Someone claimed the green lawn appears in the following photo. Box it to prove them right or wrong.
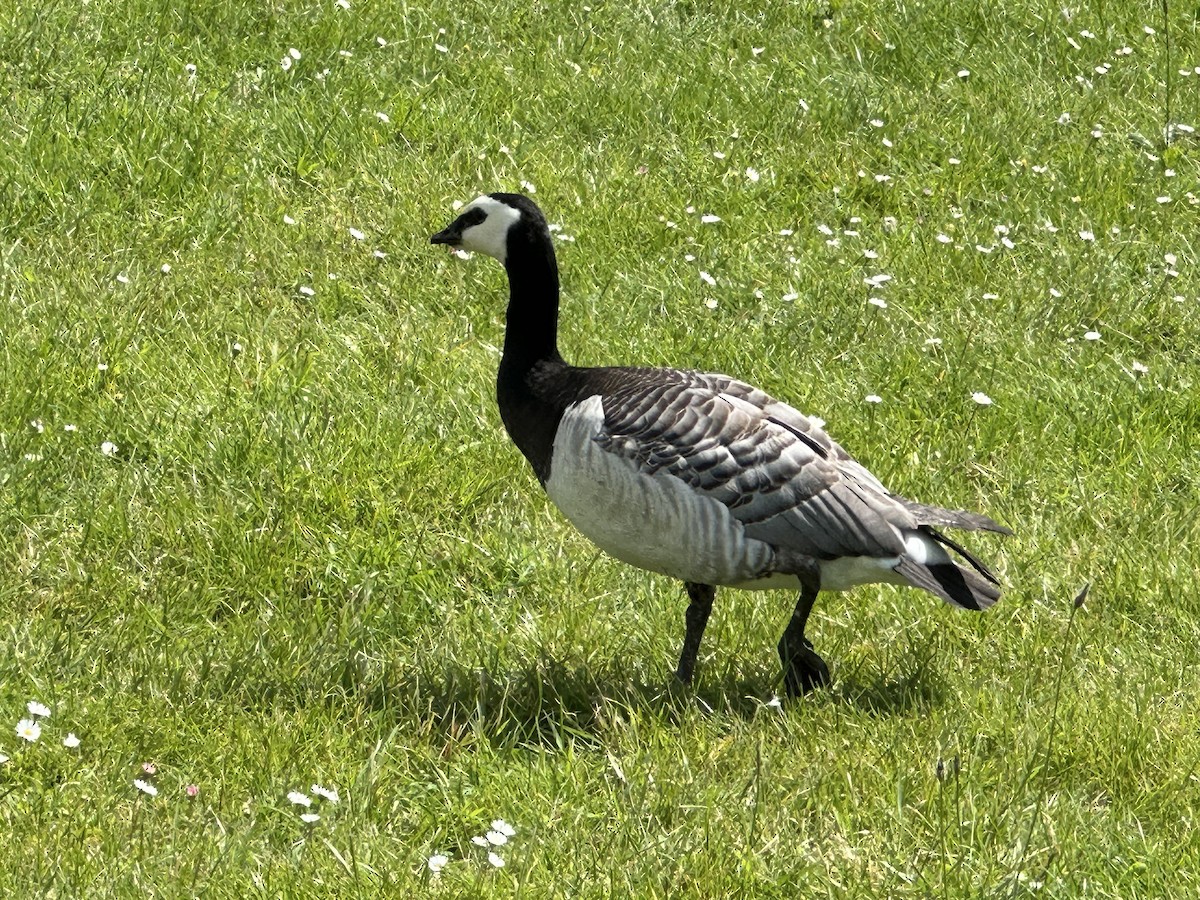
[2,0,1199,895]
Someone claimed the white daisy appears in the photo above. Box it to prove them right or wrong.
[310,784,340,803]
[27,700,51,719]
[491,819,516,837]
[133,779,158,797]
[488,852,505,868]
[16,719,40,742]
[287,790,313,807]
[428,853,450,874]
[63,733,81,749]
[971,392,994,406]
[300,813,320,824]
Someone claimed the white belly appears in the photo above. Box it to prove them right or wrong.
[545,397,776,586]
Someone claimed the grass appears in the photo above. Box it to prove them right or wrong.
[1,0,1199,895]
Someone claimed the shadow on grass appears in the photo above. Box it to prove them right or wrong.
[353,650,950,750]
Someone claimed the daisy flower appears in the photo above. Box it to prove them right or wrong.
[133,779,158,797]
[310,784,339,803]
[27,700,51,718]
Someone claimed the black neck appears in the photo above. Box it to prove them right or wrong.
[498,229,563,375]
[494,216,573,484]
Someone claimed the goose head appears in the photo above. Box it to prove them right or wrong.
[431,193,547,264]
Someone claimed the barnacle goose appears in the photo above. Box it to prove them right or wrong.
[432,193,1010,696]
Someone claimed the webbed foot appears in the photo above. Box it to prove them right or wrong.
[781,637,830,697]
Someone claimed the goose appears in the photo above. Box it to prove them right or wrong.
[431,192,1010,696]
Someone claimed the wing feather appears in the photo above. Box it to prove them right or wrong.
[587,368,911,561]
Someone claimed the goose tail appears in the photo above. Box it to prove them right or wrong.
[894,524,1005,612]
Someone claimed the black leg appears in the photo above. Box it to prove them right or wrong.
[777,572,829,696]
[675,582,715,685]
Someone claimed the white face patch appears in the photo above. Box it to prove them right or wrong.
[457,195,521,262]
